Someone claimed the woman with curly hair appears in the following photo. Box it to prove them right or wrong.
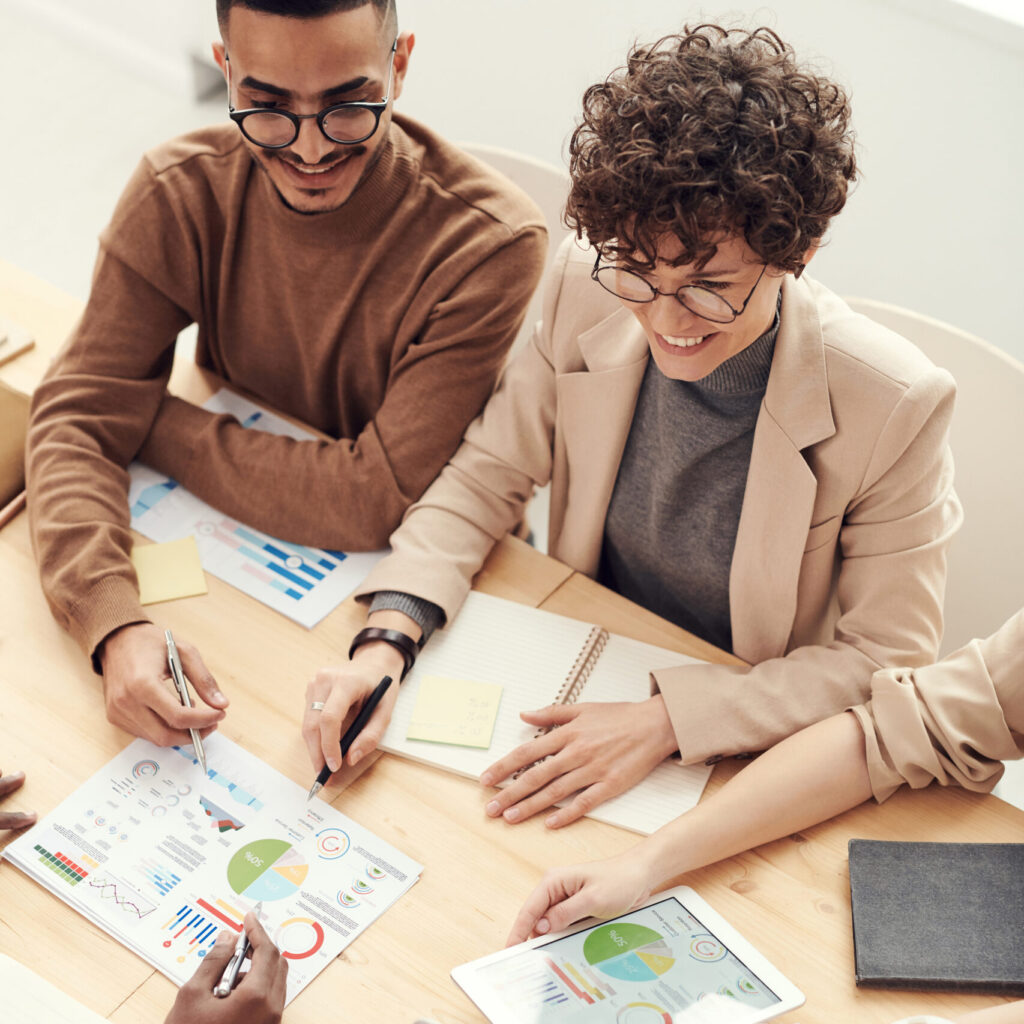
[303,24,961,829]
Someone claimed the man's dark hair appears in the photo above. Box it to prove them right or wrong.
[216,0,396,34]
[567,24,856,273]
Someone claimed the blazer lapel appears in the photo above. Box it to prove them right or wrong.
[551,308,649,576]
[730,276,836,663]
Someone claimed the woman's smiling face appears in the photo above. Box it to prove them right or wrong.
[614,234,786,382]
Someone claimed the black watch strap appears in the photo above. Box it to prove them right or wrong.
[348,627,419,680]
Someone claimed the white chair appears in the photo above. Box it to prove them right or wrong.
[460,144,570,553]
[459,142,570,357]
[846,297,1024,812]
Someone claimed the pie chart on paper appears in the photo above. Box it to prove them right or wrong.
[227,838,309,901]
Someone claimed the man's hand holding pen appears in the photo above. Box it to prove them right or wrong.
[165,910,287,1024]
[98,623,228,747]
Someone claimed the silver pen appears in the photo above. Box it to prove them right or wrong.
[213,901,262,998]
[164,629,207,774]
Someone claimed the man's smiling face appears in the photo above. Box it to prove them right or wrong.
[215,4,411,214]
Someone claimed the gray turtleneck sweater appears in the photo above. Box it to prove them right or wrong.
[598,316,778,653]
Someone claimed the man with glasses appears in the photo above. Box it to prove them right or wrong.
[25,0,546,747]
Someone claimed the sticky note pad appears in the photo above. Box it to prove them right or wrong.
[406,675,503,748]
[131,537,208,605]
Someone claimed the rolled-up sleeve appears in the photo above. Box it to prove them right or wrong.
[851,608,1024,802]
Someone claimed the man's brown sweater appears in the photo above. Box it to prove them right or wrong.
[26,114,546,661]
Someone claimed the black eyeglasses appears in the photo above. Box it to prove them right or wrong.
[227,37,398,149]
[591,254,768,324]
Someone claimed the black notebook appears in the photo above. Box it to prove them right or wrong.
[848,839,1024,994]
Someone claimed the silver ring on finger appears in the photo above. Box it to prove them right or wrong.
[309,701,326,712]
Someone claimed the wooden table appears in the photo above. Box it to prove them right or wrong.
[2,263,1021,1024]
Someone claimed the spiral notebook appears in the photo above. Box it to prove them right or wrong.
[379,591,713,834]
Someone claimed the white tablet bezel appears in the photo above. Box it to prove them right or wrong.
[451,885,804,1024]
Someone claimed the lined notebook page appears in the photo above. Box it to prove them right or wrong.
[379,591,713,834]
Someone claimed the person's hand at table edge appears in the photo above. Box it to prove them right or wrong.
[479,695,679,828]
[164,910,287,1024]
[0,768,36,831]
[506,849,657,946]
[302,610,421,773]
[99,623,228,746]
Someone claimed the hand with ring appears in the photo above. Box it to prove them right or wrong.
[301,612,418,776]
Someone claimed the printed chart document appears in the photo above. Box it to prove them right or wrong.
[3,734,422,1005]
[381,592,714,835]
[128,390,386,628]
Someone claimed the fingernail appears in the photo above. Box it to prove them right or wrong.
[327,758,340,773]
[349,750,361,767]
[479,772,493,786]
[545,815,559,828]
[485,800,500,816]
[536,919,550,934]
[212,690,226,704]
[504,807,520,822]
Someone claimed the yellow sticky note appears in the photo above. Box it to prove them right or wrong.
[131,537,208,605]
[406,675,503,749]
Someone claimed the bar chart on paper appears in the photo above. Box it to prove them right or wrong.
[128,391,386,628]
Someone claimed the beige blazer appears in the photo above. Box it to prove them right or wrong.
[357,237,962,763]
[852,608,1024,802]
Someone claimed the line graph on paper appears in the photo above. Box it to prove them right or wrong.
[127,390,385,628]
[87,874,156,919]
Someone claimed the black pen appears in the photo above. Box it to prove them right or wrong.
[307,676,393,801]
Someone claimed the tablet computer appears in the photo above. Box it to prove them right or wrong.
[451,886,804,1024]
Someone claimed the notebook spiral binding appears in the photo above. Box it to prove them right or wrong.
[511,626,610,779]
[554,626,609,707]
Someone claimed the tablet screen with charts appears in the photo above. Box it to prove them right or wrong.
[452,886,804,1024]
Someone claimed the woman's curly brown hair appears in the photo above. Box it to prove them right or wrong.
[566,24,857,272]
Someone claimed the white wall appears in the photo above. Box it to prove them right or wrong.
[395,0,1024,360]
[3,0,213,93]
[3,0,1022,359]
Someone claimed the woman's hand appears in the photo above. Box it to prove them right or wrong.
[302,642,405,772]
[506,851,656,946]
[480,695,678,828]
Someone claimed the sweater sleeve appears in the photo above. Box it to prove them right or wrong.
[850,607,1024,802]
[26,254,191,662]
[26,154,202,664]
[135,228,548,551]
[368,591,445,642]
